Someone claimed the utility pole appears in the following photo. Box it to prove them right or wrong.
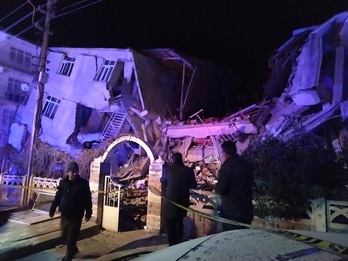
[24,0,54,204]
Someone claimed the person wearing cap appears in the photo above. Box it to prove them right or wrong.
[160,152,197,246]
[49,161,92,261]
[215,141,254,231]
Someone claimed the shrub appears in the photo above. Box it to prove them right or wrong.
[243,133,348,219]
[26,140,104,179]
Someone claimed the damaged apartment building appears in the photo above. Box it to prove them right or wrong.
[1,10,348,183]
[0,32,237,177]
[161,11,348,189]
[260,11,348,147]
[1,10,348,232]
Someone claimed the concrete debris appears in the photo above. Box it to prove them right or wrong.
[138,12,348,193]
[163,11,348,157]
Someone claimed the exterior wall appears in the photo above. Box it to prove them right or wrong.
[18,47,144,148]
[0,99,18,146]
[0,31,40,76]
[0,31,40,145]
[20,92,77,148]
[44,47,135,110]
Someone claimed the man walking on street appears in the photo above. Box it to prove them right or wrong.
[49,161,92,261]
[161,152,197,246]
[215,141,254,231]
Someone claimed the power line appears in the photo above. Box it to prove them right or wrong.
[1,0,103,42]
[2,11,33,33]
[10,24,35,39]
[53,0,104,20]
[0,1,27,23]
[59,0,95,13]
[0,1,52,34]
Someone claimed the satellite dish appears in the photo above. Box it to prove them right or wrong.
[21,83,29,92]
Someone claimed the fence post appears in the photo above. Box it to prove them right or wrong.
[311,198,327,232]
[20,176,28,206]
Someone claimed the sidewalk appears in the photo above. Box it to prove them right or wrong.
[15,229,168,261]
[0,201,168,261]
[1,200,346,261]
[0,198,22,211]
[0,216,99,260]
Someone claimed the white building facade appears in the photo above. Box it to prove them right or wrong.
[20,47,142,151]
[0,31,40,149]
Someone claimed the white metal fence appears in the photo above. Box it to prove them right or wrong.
[1,174,347,234]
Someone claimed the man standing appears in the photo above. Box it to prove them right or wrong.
[160,152,197,246]
[215,141,254,231]
[49,161,92,261]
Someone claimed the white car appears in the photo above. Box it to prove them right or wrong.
[130,229,348,261]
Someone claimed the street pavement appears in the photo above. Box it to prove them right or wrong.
[0,200,168,261]
[14,228,168,261]
[1,199,348,261]
[0,215,168,261]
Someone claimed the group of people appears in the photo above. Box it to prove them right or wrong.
[160,140,254,245]
[48,140,253,260]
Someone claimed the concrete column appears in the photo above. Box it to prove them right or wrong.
[146,157,164,233]
[89,156,103,224]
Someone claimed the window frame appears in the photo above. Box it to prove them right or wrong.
[58,56,76,76]
[10,47,32,67]
[42,95,61,119]
[2,109,15,126]
[5,77,29,104]
[94,60,116,82]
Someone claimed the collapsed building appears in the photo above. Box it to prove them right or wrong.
[150,11,348,235]
[1,11,348,233]
[165,10,348,162]
[260,11,348,146]
[0,36,238,230]
[0,43,236,176]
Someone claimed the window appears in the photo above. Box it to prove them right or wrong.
[10,47,31,67]
[2,109,15,126]
[58,56,75,76]
[5,78,29,104]
[42,95,61,119]
[94,60,115,82]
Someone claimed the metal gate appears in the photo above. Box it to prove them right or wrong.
[102,176,122,232]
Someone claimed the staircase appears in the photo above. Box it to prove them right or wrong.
[99,110,127,143]
[216,133,236,143]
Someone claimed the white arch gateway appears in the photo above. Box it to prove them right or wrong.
[96,134,158,232]
[101,134,155,163]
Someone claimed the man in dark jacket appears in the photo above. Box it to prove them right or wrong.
[49,161,92,261]
[215,141,254,231]
[160,152,197,246]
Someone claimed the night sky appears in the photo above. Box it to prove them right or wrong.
[1,0,348,99]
